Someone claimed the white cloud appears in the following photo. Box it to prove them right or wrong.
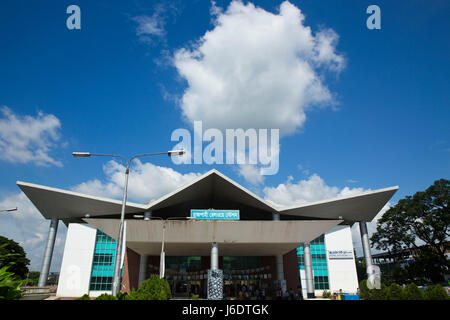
[72,159,202,203]
[237,164,264,185]
[0,192,67,272]
[174,0,345,136]
[132,15,165,43]
[0,160,201,272]
[210,1,223,17]
[263,173,394,257]
[263,173,365,207]
[0,106,62,167]
[131,3,179,44]
[297,164,310,176]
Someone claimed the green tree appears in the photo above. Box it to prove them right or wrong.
[127,275,171,300]
[322,290,332,299]
[0,236,30,279]
[0,243,24,300]
[358,279,370,300]
[355,253,366,282]
[0,265,23,300]
[371,179,450,283]
[368,283,388,300]
[116,291,128,300]
[388,263,410,285]
[403,283,423,300]
[423,284,449,300]
[386,283,404,300]
[23,271,40,286]
[95,293,118,300]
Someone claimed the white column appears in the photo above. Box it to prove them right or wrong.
[303,241,315,298]
[211,242,219,270]
[359,221,374,277]
[138,255,148,286]
[272,213,284,281]
[138,211,151,286]
[38,218,59,287]
[207,242,222,300]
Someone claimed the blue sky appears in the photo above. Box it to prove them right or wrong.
[0,0,449,271]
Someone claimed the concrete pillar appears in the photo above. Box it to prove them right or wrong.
[138,255,148,286]
[137,212,152,286]
[136,212,152,286]
[303,241,315,298]
[272,213,284,281]
[38,218,59,287]
[208,242,222,300]
[359,221,374,276]
[211,242,219,270]
[276,255,284,281]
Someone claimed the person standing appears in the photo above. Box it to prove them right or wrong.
[288,288,295,300]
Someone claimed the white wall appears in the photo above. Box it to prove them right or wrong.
[324,225,359,293]
[56,223,97,297]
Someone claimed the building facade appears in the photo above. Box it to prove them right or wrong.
[18,169,397,299]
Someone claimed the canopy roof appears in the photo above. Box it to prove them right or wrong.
[278,186,398,223]
[84,218,342,256]
[17,169,398,224]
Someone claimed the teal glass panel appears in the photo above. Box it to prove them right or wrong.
[222,256,261,270]
[296,234,329,290]
[89,230,118,291]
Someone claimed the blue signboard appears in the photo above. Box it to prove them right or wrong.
[190,209,240,220]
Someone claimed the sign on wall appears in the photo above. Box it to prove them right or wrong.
[328,250,353,259]
[190,209,240,220]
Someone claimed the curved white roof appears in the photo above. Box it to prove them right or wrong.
[17,169,398,223]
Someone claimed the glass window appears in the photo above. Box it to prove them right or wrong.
[296,234,329,290]
[89,230,117,291]
[223,256,261,270]
[166,256,201,271]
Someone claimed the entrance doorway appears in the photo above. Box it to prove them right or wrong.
[158,256,274,299]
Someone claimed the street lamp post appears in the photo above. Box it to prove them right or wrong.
[73,150,185,296]
[160,217,195,279]
[133,216,195,280]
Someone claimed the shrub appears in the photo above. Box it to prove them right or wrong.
[322,290,332,299]
[0,265,23,300]
[387,283,404,300]
[403,283,423,300]
[75,294,91,300]
[116,292,128,300]
[95,293,118,300]
[367,283,388,300]
[423,284,449,300]
[126,275,171,300]
[22,278,38,287]
[358,280,370,300]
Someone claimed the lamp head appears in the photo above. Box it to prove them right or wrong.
[168,149,185,157]
[72,152,91,158]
